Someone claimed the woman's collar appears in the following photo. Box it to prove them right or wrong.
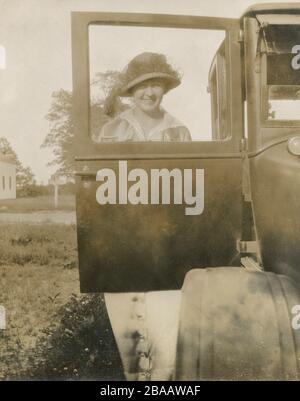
[119,107,184,135]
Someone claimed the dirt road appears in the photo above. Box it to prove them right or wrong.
[0,211,76,224]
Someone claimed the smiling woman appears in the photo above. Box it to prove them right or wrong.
[94,52,191,142]
[88,24,226,140]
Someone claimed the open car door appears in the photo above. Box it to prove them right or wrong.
[72,12,244,292]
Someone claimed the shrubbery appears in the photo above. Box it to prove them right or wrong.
[17,183,75,198]
[12,294,125,381]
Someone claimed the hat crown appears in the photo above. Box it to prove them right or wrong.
[116,52,181,97]
[124,52,179,81]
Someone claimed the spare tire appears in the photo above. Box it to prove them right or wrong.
[175,267,300,380]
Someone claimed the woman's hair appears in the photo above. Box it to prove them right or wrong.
[103,82,127,117]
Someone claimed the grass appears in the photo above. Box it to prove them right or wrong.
[0,222,81,379]
[20,294,124,381]
[0,264,81,379]
[0,223,78,267]
[0,195,75,213]
[0,221,124,380]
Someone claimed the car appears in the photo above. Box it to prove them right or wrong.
[72,3,300,380]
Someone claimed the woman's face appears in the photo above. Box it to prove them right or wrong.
[131,79,165,114]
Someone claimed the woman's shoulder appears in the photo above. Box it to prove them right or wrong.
[162,111,192,142]
[94,114,131,143]
[162,126,191,142]
[177,125,192,141]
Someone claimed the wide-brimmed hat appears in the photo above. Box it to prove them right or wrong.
[118,52,181,97]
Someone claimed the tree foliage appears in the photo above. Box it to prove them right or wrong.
[42,89,75,174]
[42,71,128,173]
[91,70,122,100]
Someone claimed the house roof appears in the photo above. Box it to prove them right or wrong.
[0,152,16,165]
[242,3,300,18]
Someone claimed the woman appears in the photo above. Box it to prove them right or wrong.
[96,52,191,143]
[95,52,191,381]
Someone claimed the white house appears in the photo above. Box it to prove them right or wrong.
[0,152,16,200]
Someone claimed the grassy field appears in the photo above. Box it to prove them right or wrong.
[0,223,77,267]
[0,222,81,379]
[0,203,123,380]
[0,195,75,213]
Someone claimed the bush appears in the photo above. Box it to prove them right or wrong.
[17,184,52,198]
[16,183,75,198]
[58,183,75,195]
[18,294,125,381]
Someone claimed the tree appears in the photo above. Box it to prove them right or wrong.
[42,71,128,174]
[41,89,75,174]
[0,137,35,196]
[91,71,122,100]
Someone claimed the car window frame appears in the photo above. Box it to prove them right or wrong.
[72,12,243,161]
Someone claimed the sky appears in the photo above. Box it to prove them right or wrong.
[0,0,292,183]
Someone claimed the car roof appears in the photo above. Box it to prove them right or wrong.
[242,2,300,18]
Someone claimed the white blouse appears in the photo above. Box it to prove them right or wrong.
[94,107,191,142]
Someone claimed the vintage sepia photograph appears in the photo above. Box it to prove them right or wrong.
[0,0,300,383]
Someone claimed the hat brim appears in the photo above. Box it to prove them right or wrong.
[119,72,180,97]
